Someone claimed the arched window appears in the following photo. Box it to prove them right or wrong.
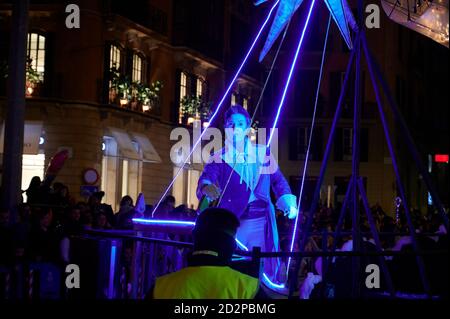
[110,44,122,69]
[196,76,204,98]
[132,53,144,83]
[27,33,46,81]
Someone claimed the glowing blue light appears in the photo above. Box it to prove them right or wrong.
[108,242,117,298]
[39,137,45,145]
[267,0,317,146]
[152,0,280,217]
[132,218,195,226]
[262,272,285,289]
[236,238,249,251]
[259,0,304,61]
[133,219,251,249]
[102,142,106,151]
[323,0,355,50]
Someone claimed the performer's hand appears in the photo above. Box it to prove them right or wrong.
[202,184,221,201]
[286,206,298,219]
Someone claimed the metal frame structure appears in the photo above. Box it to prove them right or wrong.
[292,1,448,298]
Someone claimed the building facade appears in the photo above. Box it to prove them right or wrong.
[1,0,444,214]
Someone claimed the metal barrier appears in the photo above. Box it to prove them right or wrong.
[1,228,447,299]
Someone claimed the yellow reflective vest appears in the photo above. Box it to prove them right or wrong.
[153,266,259,299]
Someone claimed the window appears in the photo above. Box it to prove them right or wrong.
[231,92,237,106]
[27,33,45,81]
[21,153,45,203]
[178,72,207,124]
[187,169,200,209]
[289,126,323,161]
[329,71,354,118]
[343,128,353,161]
[231,92,249,109]
[297,127,309,159]
[196,77,203,97]
[101,136,142,210]
[171,166,200,209]
[101,136,119,210]
[123,141,143,202]
[286,70,321,118]
[178,71,188,123]
[334,127,368,162]
[132,54,143,83]
[109,45,123,103]
[110,45,121,69]
[243,97,249,110]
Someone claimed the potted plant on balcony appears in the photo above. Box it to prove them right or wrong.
[1,58,42,96]
[148,80,163,110]
[25,59,42,96]
[180,95,211,125]
[109,65,131,107]
[134,80,163,112]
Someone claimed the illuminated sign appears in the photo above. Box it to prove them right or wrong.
[434,154,449,163]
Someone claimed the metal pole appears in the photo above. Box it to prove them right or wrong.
[0,0,29,220]
[351,31,362,298]
[361,33,431,295]
[331,178,353,252]
[362,34,448,231]
[357,177,395,297]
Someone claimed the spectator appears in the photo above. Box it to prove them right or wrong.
[88,191,115,227]
[51,182,72,208]
[64,205,83,235]
[12,204,32,260]
[153,195,175,219]
[0,209,14,265]
[115,195,135,230]
[93,212,112,230]
[150,207,265,299]
[144,205,154,219]
[28,208,62,263]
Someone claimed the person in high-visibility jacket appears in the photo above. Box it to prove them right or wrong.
[151,207,265,299]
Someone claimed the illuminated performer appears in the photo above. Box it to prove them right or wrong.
[197,105,298,281]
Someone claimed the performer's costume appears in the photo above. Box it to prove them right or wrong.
[197,141,296,282]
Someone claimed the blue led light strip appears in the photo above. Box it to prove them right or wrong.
[133,218,250,250]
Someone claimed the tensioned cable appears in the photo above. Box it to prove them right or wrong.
[286,13,332,276]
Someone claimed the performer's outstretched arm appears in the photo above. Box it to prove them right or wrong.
[270,165,298,219]
[196,161,221,201]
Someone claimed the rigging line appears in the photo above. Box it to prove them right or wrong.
[286,13,332,277]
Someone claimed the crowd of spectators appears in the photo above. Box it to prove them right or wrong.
[0,175,448,298]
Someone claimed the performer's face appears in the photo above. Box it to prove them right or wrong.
[225,113,250,143]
